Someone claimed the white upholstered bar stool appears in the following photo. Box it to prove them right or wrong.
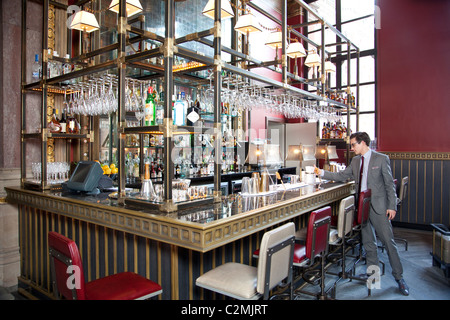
[196,222,296,300]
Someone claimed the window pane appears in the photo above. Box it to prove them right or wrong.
[309,0,336,26]
[358,84,375,112]
[342,55,374,86]
[341,0,375,22]
[349,113,375,142]
[341,16,375,51]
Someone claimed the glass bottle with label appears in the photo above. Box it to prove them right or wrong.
[144,86,156,126]
[186,98,200,126]
[173,92,186,126]
[60,107,67,133]
[32,54,41,81]
[48,108,62,133]
[155,85,164,125]
[67,111,80,134]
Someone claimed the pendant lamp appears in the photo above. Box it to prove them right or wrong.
[286,42,306,59]
[109,0,143,17]
[265,31,283,49]
[202,0,234,20]
[305,51,321,68]
[69,10,100,33]
[319,61,336,73]
[234,13,262,34]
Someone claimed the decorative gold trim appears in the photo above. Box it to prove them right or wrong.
[383,152,450,161]
[6,183,354,253]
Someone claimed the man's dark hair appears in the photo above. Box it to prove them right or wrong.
[350,132,371,147]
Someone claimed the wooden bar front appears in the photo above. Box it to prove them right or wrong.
[6,182,354,300]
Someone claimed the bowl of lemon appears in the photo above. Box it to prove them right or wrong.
[101,163,118,180]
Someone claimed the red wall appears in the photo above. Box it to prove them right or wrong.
[377,0,450,152]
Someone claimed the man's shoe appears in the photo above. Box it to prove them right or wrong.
[396,279,409,296]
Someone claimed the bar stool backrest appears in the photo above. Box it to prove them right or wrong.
[357,189,371,226]
[256,222,295,296]
[306,206,331,260]
[398,176,408,205]
[48,231,87,300]
[338,195,355,239]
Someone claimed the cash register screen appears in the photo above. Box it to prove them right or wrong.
[67,161,103,192]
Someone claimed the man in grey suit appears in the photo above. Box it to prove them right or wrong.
[315,132,409,296]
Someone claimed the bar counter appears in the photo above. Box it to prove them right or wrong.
[6,181,354,299]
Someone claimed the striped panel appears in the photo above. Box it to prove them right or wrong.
[17,204,318,300]
[388,152,450,227]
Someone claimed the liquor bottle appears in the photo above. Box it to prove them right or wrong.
[330,123,336,139]
[150,163,157,179]
[144,86,156,126]
[50,51,61,78]
[155,85,164,125]
[186,98,200,126]
[173,92,186,126]
[133,154,140,179]
[175,163,180,178]
[32,54,41,81]
[60,107,67,133]
[67,112,79,134]
[48,108,62,133]
[62,54,72,85]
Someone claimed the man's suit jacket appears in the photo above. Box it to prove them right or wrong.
[322,150,397,215]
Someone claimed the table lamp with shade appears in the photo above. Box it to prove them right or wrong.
[285,144,304,176]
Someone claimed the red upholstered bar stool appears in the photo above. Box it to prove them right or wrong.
[291,206,332,300]
[48,231,162,300]
[326,195,355,280]
[196,222,296,300]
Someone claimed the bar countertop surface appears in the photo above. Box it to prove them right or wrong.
[6,180,355,252]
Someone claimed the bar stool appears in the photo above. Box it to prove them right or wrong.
[380,177,409,252]
[326,195,355,279]
[196,222,295,300]
[48,231,163,300]
[291,206,332,300]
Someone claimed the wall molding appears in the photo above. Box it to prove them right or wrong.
[382,152,450,161]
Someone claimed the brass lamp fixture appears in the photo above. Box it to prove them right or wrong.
[69,10,100,33]
[302,145,316,162]
[286,40,306,76]
[202,0,235,20]
[108,0,143,17]
[286,144,304,172]
[234,12,262,35]
[304,50,321,68]
[319,60,336,74]
[265,30,283,61]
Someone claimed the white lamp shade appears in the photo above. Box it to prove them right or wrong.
[286,42,306,59]
[302,145,316,161]
[327,145,339,159]
[315,145,328,159]
[319,61,336,73]
[265,31,283,49]
[264,144,282,165]
[109,0,143,17]
[70,10,100,33]
[304,52,321,68]
[285,145,304,161]
[202,0,234,20]
[234,13,262,34]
